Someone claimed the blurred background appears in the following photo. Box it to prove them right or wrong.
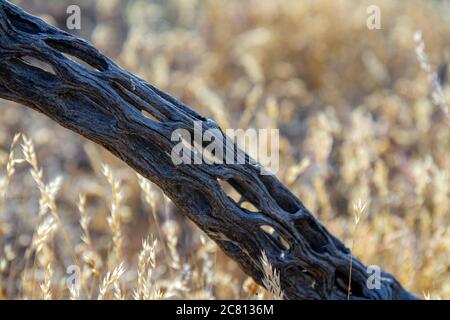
[0,0,448,299]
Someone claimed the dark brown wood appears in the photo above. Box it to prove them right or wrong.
[0,0,417,299]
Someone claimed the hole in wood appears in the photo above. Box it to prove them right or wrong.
[20,56,56,75]
[218,179,241,203]
[44,39,108,72]
[219,179,263,213]
[142,110,160,122]
[240,201,258,212]
[60,51,101,72]
[260,225,290,250]
[260,224,276,235]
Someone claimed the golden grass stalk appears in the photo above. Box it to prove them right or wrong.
[260,251,283,300]
[414,30,449,118]
[40,262,53,300]
[32,216,58,254]
[98,262,126,300]
[0,133,21,203]
[137,175,175,274]
[102,164,123,262]
[78,194,92,247]
[77,193,101,298]
[21,135,78,263]
[27,215,57,300]
[134,236,157,300]
[165,221,181,271]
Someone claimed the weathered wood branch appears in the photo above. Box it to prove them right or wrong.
[0,1,417,299]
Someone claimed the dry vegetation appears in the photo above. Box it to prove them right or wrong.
[0,0,449,299]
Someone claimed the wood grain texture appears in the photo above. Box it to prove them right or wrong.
[0,0,417,299]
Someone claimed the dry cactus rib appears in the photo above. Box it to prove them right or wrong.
[0,1,417,299]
